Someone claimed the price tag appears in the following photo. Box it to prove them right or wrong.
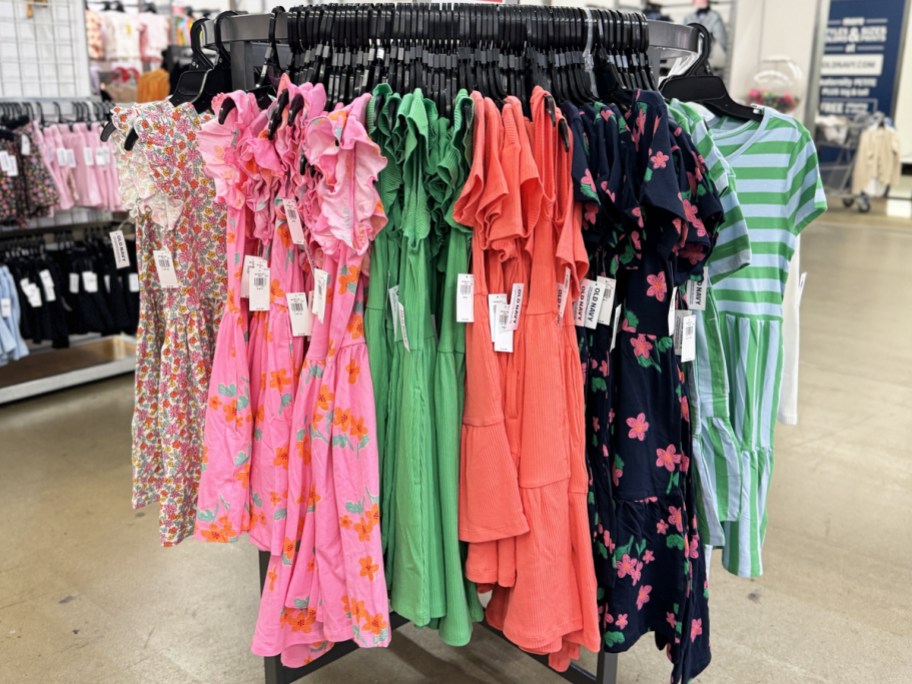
[287,292,313,337]
[597,276,617,326]
[128,273,140,292]
[83,147,95,167]
[574,279,594,327]
[797,271,808,308]
[398,301,411,352]
[38,269,56,302]
[674,310,696,362]
[312,268,329,323]
[56,148,68,167]
[557,267,571,322]
[69,272,79,294]
[493,303,514,353]
[152,249,179,289]
[0,151,9,173]
[488,293,507,340]
[25,283,42,308]
[95,146,109,166]
[456,273,474,323]
[282,198,306,245]
[685,274,707,311]
[508,283,524,331]
[20,135,30,156]
[6,155,17,177]
[610,305,623,352]
[667,286,678,337]
[109,230,130,269]
[82,271,99,293]
[66,149,77,168]
[249,266,270,312]
[0,298,10,318]
[241,255,266,298]
[388,285,401,340]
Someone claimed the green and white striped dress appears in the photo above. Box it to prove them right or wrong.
[707,107,827,577]
[669,100,752,549]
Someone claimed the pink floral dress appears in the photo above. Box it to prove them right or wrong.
[252,93,390,667]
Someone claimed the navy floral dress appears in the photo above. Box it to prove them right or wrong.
[566,92,723,684]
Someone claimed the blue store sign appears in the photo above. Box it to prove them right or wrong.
[819,0,909,118]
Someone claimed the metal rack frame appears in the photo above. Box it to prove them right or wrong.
[202,8,703,684]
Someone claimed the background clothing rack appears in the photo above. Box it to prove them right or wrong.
[198,7,702,684]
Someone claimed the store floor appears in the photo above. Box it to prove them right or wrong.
[2,207,911,684]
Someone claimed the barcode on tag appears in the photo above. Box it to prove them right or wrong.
[110,230,130,269]
[493,303,514,353]
[685,274,707,311]
[152,249,180,289]
[249,267,270,311]
[488,293,507,340]
[25,283,42,308]
[241,255,266,298]
[398,301,411,351]
[674,310,696,362]
[83,147,95,166]
[312,268,329,323]
[38,269,56,302]
[557,267,571,322]
[82,271,99,294]
[95,146,108,166]
[287,292,313,337]
[388,285,401,340]
[456,273,474,323]
[597,276,616,326]
[0,298,10,318]
[56,148,68,167]
[282,197,306,245]
[65,149,76,168]
[508,283,524,331]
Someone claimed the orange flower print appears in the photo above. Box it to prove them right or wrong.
[316,385,334,411]
[269,368,292,391]
[254,405,265,425]
[283,606,317,633]
[266,565,278,592]
[283,537,296,560]
[234,468,250,489]
[333,407,352,432]
[349,416,368,442]
[199,515,236,543]
[273,446,289,469]
[269,491,284,507]
[359,556,379,582]
[306,556,316,572]
[222,401,238,424]
[208,395,222,411]
[354,517,374,542]
[311,411,324,430]
[365,503,380,527]
[347,314,364,339]
[345,359,360,384]
[270,278,285,302]
[307,484,321,510]
[340,515,353,529]
[363,613,388,636]
[337,266,361,294]
[297,434,312,465]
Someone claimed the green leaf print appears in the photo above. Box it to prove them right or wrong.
[233,450,249,466]
[624,310,639,329]
[281,393,293,408]
[656,337,674,353]
[218,383,237,397]
[358,435,370,450]
[345,501,364,514]
[366,488,380,505]
[591,376,608,393]
[613,538,634,564]
[296,428,306,441]
[666,534,686,550]
[644,167,654,183]
[274,508,287,520]
[237,395,250,411]
[254,428,263,441]
[635,354,660,371]
[252,492,263,508]
[587,492,595,505]
[636,540,647,555]
[197,508,216,522]
[293,597,309,610]
[332,434,351,449]
[597,587,605,601]
[603,631,625,647]
[597,543,608,559]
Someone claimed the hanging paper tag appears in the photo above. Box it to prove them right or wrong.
[508,283,524,330]
[83,147,95,166]
[249,266,271,312]
[109,230,130,269]
[610,305,623,352]
[25,283,42,308]
[38,269,56,302]
[0,298,10,318]
[241,255,266,298]
[152,249,180,289]
[5,155,17,177]
[398,301,411,351]
[493,303,514,353]
[674,310,696,362]
[282,198,306,245]
[95,146,108,166]
[685,274,707,311]
[104,274,111,292]
[456,273,474,323]
[597,276,617,326]
[287,292,313,337]
[20,135,30,156]
[797,272,808,308]
[128,273,140,292]
[667,287,678,337]
[488,293,507,340]
[388,285,401,340]
[56,148,68,167]
[574,279,594,327]
[584,278,605,329]
[0,151,9,173]
[312,268,329,323]
[81,271,99,294]
[557,267,571,322]
[69,272,79,294]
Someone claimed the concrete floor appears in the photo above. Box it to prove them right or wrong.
[2,207,912,683]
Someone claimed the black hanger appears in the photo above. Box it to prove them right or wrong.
[660,24,763,121]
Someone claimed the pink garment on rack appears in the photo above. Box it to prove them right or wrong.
[66,123,102,208]
[42,125,75,211]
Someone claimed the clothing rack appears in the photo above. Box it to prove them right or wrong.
[195,6,703,684]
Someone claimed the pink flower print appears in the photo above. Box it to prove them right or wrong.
[592,417,601,433]
[631,335,653,358]
[636,109,646,136]
[603,530,616,555]
[657,520,669,535]
[691,619,703,642]
[630,230,642,252]
[602,444,609,458]
[626,412,650,441]
[622,316,636,334]
[681,453,690,474]
[687,171,698,195]
[636,585,652,610]
[656,444,682,472]
[631,206,645,228]
[643,549,655,564]
[680,395,690,423]
[612,466,622,486]
[599,359,609,375]
[683,199,706,236]
[673,125,682,136]
[668,506,684,533]
[650,150,669,169]
[646,272,667,302]
[616,613,629,630]
[581,168,597,194]
[590,358,598,369]
[631,560,644,585]
[583,203,598,225]
[601,108,612,121]
[666,612,676,629]
[609,408,615,424]
[688,535,700,560]
[617,554,637,580]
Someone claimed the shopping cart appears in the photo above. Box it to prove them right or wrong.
[815,113,879,213]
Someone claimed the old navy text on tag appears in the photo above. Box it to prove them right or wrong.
[110,230,131,269]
